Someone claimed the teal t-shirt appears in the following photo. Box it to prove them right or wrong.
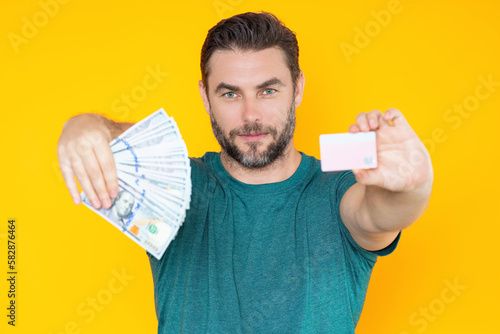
[148,152,400,333]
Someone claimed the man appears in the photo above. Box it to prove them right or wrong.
[57,12,433,333]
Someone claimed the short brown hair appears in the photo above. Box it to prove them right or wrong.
[200,12,300,93]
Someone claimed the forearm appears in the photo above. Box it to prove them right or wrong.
[358,177,433,233]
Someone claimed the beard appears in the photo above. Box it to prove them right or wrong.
[210,100,296,169]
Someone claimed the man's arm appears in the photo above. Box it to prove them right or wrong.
[57,113,134,210]
[339,108,434,251]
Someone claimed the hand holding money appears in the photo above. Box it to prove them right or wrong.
[57,113,133,208]
[58,109,192,259]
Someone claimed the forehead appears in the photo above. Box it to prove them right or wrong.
[207,47,291,88]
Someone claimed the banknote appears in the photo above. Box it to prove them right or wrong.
[82,185,179,259]
[114,178,184,227]
[82,108,191,259]
[108,110,171,146]
[118,172,188,215]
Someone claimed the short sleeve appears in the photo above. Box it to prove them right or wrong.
[331,170,401,263]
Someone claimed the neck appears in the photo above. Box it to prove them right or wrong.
[220,140,302,185]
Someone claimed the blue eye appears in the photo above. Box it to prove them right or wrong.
[263,88,276,95]
[224,92,237,98]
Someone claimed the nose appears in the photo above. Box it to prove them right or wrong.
[241,97,261,123]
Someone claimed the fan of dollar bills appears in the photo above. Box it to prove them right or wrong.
[82,108,191,260]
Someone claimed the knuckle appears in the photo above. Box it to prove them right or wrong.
[76,135,91,147]
[356,114,366,122]
[57,144,66,157]
[87,129,107,145]
[101,160,116,173]
[104,173,118,187]
[57,154,69,167]
[77,143,94,157]
[73,170,88,186]
[65,140,77,152]
[59,163,72,174]
[103,170,116,181]
[86,165,101,179]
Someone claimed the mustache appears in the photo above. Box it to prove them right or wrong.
[229,122,278,138]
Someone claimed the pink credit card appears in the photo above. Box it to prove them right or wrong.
[319,132,378,172]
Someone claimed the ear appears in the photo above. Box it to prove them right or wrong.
[198,80,211,115]
[293,71,305,108]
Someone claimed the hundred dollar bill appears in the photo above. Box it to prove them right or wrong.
[118,172,188,216]
[82,187,178,259]
[115,176,185,226]
[118,169,189,203]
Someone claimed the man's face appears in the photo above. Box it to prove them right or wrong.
[200,47,304,168]
[114,191,134,218]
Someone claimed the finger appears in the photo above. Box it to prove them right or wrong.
[58,156,82,205]
[70,154,101,209]
[355,112,370,132]
[93,143,119,199]
[74,136,111,208]
[366,110,383,130]
[81,150,113,209]
[384,108,408,127]
[352,168,383,187]
[348,124,361,133]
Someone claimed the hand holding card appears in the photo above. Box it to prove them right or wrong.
[319,131,377,172]
[340,108,433,193]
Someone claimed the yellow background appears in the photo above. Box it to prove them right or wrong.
[1,0,499,333]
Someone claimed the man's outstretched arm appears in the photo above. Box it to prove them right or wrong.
[339,108,434,251]
[57,113,134,209]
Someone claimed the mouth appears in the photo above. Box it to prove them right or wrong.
[238,133,268,141]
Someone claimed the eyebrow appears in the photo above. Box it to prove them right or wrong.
[214,77,286,94]
[214,82,240,94]
[256,77,285,90]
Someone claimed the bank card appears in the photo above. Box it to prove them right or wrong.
[319,131,378,172]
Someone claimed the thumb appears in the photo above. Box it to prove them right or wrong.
[352,168,384,187]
